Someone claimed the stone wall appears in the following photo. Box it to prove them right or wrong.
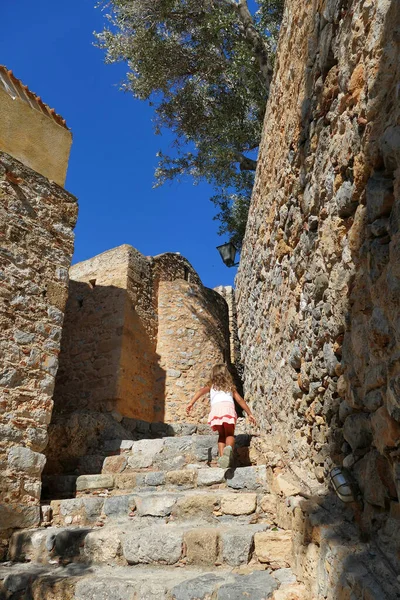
[45,245,231,474]
[0,151,77,538]
[51,245,158,421]
[237,0,400,592]
[214,286,242,378]
[156,280,230,423]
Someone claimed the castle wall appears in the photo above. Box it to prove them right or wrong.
[45,246,232,475]
[117,247,160,420]
[156,280,230,423]
[214,286,242,374]
[51,245,158,420]
[236,0,400,593]
[0,68,72,186]
[0,151,77,538]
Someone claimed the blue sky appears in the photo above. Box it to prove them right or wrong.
[2,0,238,288]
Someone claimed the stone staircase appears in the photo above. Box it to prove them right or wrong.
[0,432,307,599]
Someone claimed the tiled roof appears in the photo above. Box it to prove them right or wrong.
[0,65,68,129]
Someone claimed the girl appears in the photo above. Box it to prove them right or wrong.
[186,364,257,468]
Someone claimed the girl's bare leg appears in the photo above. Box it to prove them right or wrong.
[224,423,235,450]
[215,425,226,456]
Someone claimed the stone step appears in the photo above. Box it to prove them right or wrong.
[49,489,270,527]
[9,520,293,570]
[105,434,251,471]
[42,434,253,500]
[75,465,268,495]
[0,561,304,600]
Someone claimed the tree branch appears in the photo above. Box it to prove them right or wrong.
[234,152,257,171]
[233,0,273,93]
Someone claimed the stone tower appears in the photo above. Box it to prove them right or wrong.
[0,66,77,541]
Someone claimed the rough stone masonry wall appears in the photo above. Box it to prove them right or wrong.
[51,245,157,420]
[214,286,242,377]
[156,279,230,424]
[45,245,159,476]
[0,151,77,541]
[237,0,400,573]
[45,247,232,476]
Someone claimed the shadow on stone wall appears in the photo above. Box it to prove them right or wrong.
[338,0,400,578]
[289,0,400,594]
[44,280,165,478]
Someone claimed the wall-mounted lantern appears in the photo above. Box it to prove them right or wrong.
[217,242,239,268]
[330,467,355,503]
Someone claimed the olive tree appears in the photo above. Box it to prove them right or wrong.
[95,0,283,246]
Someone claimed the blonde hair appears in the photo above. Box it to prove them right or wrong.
[208,364,235,393]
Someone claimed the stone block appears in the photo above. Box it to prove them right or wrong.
[273,568,297,585]
[114,473,138,490]
[173,494,220,518]
[364,389,384,413]
[366,175,394,223]
[221,493,257,515]
[145,471,166,486]
[166,470,197,486]
[135,419,151,434]
[7,446,46,476]
[134,493,177,516]
[271,583,308,600]
[381,126,400,172]
[103,494,136,518]
[82,497,104,522]
[57,498,82,516]
[119,440,134,451]
[226,466,267,490]
[217,572,278,600]
[171,574,224,600]
[102,455,127,474]
[197,468,226,486]
[343,413,372,451]
[221,528,256,566]
[169,423,197,436]
[26,427,49,453]
[0,503,40,529]
[193,435,219,461]
[254,530,293,567]
[84,528,122,564]
[371,407,400,454]
[323,343,339,376]
[335,182,357,218]
[74,578,137,600]
[184,528,219,565]
[274,499,294,531]
[273,472,302,497]
[76,474,114,491]
[167,369,181,378]
[260,493,277,515]
[289,345,302,370]
[123,526,183,564]
[127,438,164,469]
[353,450,395,508]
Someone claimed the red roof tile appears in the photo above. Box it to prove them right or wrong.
[0,65,69,129]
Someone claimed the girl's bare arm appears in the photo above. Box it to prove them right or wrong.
[186,386,210,414]
[233,390,257,425]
